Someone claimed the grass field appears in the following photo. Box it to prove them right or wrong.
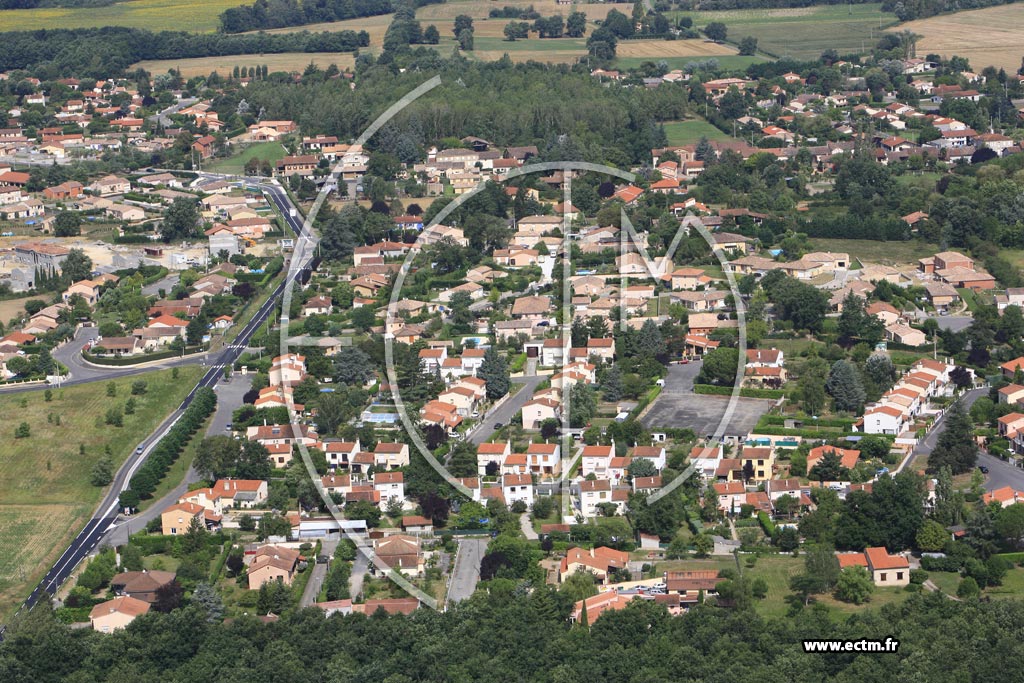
[0,366,204,624]
[0,296,38,326]
[806,237,938,266]
[0,0,243,32]
[133,52,355,78]
[676,4,896,61]
[894,4,1024,72]
[664,119,733,146]
[206,141,287,175]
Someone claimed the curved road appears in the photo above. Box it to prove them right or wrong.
[5,179,311,631]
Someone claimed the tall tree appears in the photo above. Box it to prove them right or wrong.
[478,346,510,400]
[927,401,978,474]
[827,360,866,413]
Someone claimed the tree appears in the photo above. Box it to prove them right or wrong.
[334,347,375,386]
[191,583,224,623]
[834,565,874,604]
[569,383,597,428]
[693,533,713,557]
[916,519,949,552]
[423,24,440,44]
[153,579,184,613]
[457,28,474,50]
[837,293,884,345]
[810,450,849,483]
[14,422,30,438]
[827,360,866,413]
[737,36,757,55]
[697,347,738,386]
[61,248,92,284]
[957,576,981,599]
[194,435,239,481]
[704,22,727,42]
[351,305,376,332]
[864,354,897,390]
[54,212,82,237]
[601,363,623,402]
[626,458,657,480]
[478,346,510,400]
[927,401,978,474]
[160,197,200,242]
[316,392,348,436]
[995,503,1024,550]
[566,11,587,38]
[454,14,474,35]
[90,457,113,486]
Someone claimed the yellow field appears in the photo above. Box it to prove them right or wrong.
[0,367,204,624]
[615,39,736,58]
[0,0,245,32]
[0,296,37,325]
[134,52,356,77]
[893,4,1024,72]
[417,0,618,22]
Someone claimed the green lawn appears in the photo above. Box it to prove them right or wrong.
[674,4,897,61]
[207,141,287,175]
[0,0,245,32]
[0,367,204,624]
[663,119,733,146]
[957,288,980,313]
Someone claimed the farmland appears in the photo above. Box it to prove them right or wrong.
[806,237,939,266]
[894,4,1024,72]
[0,0,244,32]
[134,52,355,79]
[0,366,204,624]
[677,4,897,61]
[0,296,37,326]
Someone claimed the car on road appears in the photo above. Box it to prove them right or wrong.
[135,445,144,454]
[471,411,480,418]
[493,422,504,429]
[978,465,989,474]
[225,423,233,431]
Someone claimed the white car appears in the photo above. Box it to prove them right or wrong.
[471,411,480,418]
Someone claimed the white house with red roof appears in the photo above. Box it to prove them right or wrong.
[836,547,909,586]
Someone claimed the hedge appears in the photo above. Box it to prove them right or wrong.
[920,555,961,572]
[694,384,785,399]
[757,511,776,537]
[995,552,1024,565]
[84,345,206,366]
[758,415,855,429]
[122,387,217,505]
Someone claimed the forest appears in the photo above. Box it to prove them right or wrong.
[1,588,1023,682]
[218,0,446,34]
[0,27,370,76]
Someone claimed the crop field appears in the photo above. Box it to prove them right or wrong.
[0,296,37,325]
[0,366,203,624]
[616,38,735,59]
[806,237,939,266]
[0,0,244,32]
[894,4,1024,72]
[678,4,897,61]
[134,52,355,78]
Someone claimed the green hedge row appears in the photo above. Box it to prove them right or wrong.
[84,345,206,366]
[694,384,785,399]
[758,414,855,428]
[757,511,776,537]
[121,387,217,506]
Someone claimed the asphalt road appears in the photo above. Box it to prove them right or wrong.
[148,98,198,129]
[446,537,487,605]
[978,451,1024,491]
[467,374,545,445]
[911,388,986,460]
[6,179,312,630]
[929,316,973,333]
[642,362,774,438]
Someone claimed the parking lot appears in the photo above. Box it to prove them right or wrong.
[641,362,774,439]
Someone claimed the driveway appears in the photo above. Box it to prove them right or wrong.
[911,388,986,461]
[142,273,180,297]
[447,537,487,605]
[928,316,973,333]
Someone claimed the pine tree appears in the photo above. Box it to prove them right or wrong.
[602,363,623,402]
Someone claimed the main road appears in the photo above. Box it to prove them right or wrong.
[6,178,311,630]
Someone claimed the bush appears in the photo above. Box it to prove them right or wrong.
[909,568,929,585]
[694,384,785,399]
[921,555,961,572]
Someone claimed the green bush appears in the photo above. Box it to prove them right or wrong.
[694,384,785,399]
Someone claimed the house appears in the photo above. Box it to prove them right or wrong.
[248,545,302,589]
[401,515,434,535]
[862,404,908,435]
[111,570,176,603]
[998,384,1024,406]
[664,570,722,599]
[192,135,216,159]
[477,441,511,475]
[569,590,638,625]
[559,546,630,584]
[739,447,775,481]
[527,442,561,478]
[374,534,424,576]
[43,181,83,200]
[302,295,332,316]
[511,295,552,320]
[982,486,1024,508]
[886,323,927,347]
[806,445,860,474]
[925,281,959,309]
[1001,358,1024,379]
[373,471,405,509]
[373,441,410,469]
[579,478,622,518]
[180,479,269,514]
[275,155,319,177]
[502,473,534,506]
[836,547,909,586]
[522,396,559,429]
[997,413,1024,454]
[269,353,307,386]
[160,502,222,535]
[90,596,150,633]
[89,175,131,196]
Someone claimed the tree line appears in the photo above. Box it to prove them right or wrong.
[4,586,1024,681]
[0,26,370,76]
[219,0,444,34]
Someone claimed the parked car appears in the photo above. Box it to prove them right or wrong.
[978,465,990,474]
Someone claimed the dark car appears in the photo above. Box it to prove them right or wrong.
[493,422,504,430]
[978,465,989,474]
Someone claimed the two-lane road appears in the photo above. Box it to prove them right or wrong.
[7,180,313,629]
